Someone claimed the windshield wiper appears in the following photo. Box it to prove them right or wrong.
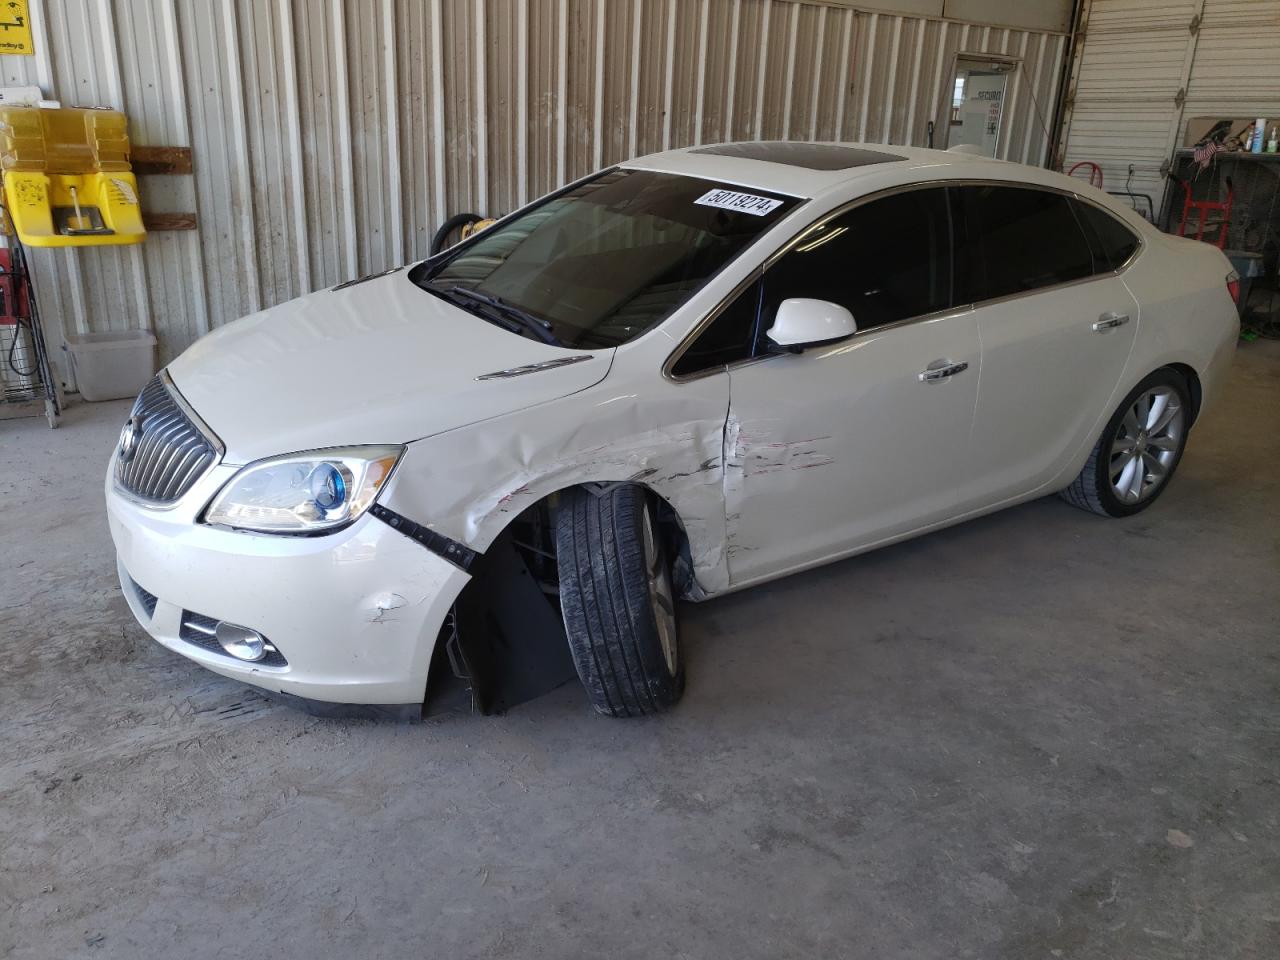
[440,285,563,347]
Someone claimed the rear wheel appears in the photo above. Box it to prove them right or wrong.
[1060,369,1191,517]
[556,485,684,717]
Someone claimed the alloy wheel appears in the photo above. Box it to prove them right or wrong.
[641,507,678,676]
[1108,385,1185,504]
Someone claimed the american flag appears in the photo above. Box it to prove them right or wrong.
[1192,138,1226,170]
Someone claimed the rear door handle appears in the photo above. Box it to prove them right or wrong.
[918,360,969,383]
[1093,312,1130,332]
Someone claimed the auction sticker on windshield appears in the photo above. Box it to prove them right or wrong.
[695,188,784,216]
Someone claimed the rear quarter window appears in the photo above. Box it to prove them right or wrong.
[1073,199,1141,271]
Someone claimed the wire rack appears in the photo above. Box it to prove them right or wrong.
[0,238,61,426]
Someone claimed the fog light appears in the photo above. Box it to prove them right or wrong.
[215,621,266,662]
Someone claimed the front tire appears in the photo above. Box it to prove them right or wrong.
[556,485,684,717]
[1060,369,1191,517]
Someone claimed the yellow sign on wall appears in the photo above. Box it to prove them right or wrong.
[0,1,34,57]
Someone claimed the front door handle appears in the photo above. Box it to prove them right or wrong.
[918,359,969,383]
[1093,312,1130,332]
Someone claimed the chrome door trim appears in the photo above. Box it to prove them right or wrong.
[661,177,1147,384]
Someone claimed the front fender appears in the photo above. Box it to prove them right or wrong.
[380,371,733,596]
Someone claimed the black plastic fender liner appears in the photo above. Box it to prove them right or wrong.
[370,503,479,573]
[372,503,575,714]
[448,525,577,714]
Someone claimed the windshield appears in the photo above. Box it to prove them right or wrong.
[409,169,802,349]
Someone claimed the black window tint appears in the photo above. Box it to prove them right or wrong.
[1073,199,1140,271]
[959,185,1094,301]
[761,188,952,333]
[671,278,762,376]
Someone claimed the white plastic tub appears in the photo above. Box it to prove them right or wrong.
[65,330,157,402]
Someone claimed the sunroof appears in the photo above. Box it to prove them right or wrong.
[689,142,906,170]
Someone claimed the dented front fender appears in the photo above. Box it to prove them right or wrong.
[379,366,734,596]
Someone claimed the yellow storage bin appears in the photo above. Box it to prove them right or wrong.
[0,106,145,247]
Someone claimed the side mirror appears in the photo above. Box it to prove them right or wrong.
[766,298,857,352]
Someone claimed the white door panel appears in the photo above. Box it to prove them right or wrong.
[968,276,1139,501]
[724,311,980,584]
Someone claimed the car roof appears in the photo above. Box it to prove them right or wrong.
[621,140,1075,203]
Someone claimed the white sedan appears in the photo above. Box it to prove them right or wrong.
[106,142,1239,719]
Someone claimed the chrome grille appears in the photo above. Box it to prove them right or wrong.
[114,374,220,504]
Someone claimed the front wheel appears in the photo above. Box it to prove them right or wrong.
[1060,369,1191,518]
[556,485,684,717]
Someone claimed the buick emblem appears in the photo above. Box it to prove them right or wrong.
[118,415,144,462]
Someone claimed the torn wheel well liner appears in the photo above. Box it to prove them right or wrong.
[427,483,698,714]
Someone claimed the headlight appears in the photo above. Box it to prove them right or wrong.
[203,446,403,534]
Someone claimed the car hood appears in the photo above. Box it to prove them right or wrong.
[167,269,611,464]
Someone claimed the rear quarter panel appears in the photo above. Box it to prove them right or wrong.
[1042,225,1237,494]
[1119,231,1239,419]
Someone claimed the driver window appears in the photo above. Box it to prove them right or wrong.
[759,187,954,336]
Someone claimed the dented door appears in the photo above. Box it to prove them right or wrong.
[723,311,981,586]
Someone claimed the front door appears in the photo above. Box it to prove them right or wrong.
[720,186,981,586]
[725,314,979,585]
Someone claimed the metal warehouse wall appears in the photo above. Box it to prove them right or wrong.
[1060,0,1280,211]
[2,0,1067,375]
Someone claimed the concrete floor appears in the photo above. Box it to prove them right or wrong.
[2,343,1278,960]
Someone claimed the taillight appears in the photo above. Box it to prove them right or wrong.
[1227,270,1241,305]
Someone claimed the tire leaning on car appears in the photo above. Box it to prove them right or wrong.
[556,485,685,717]
[1060,368,1192,518]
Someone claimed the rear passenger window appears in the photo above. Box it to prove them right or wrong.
[760,187,953,332]
[1073,199,1140,271]
[957,185,1095,301]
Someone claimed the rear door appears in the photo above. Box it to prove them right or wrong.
[955,184,1140,503]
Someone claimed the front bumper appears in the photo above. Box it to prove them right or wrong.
[106,460,471,705]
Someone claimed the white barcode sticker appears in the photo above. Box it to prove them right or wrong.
[694,188,783,216]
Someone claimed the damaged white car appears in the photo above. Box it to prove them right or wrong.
[107,141,1238,719]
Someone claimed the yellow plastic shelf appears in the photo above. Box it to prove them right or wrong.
[0,106,146,247]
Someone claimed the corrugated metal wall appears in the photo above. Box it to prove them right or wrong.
[2,0,1066,376]
[1060,0,1280,213]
